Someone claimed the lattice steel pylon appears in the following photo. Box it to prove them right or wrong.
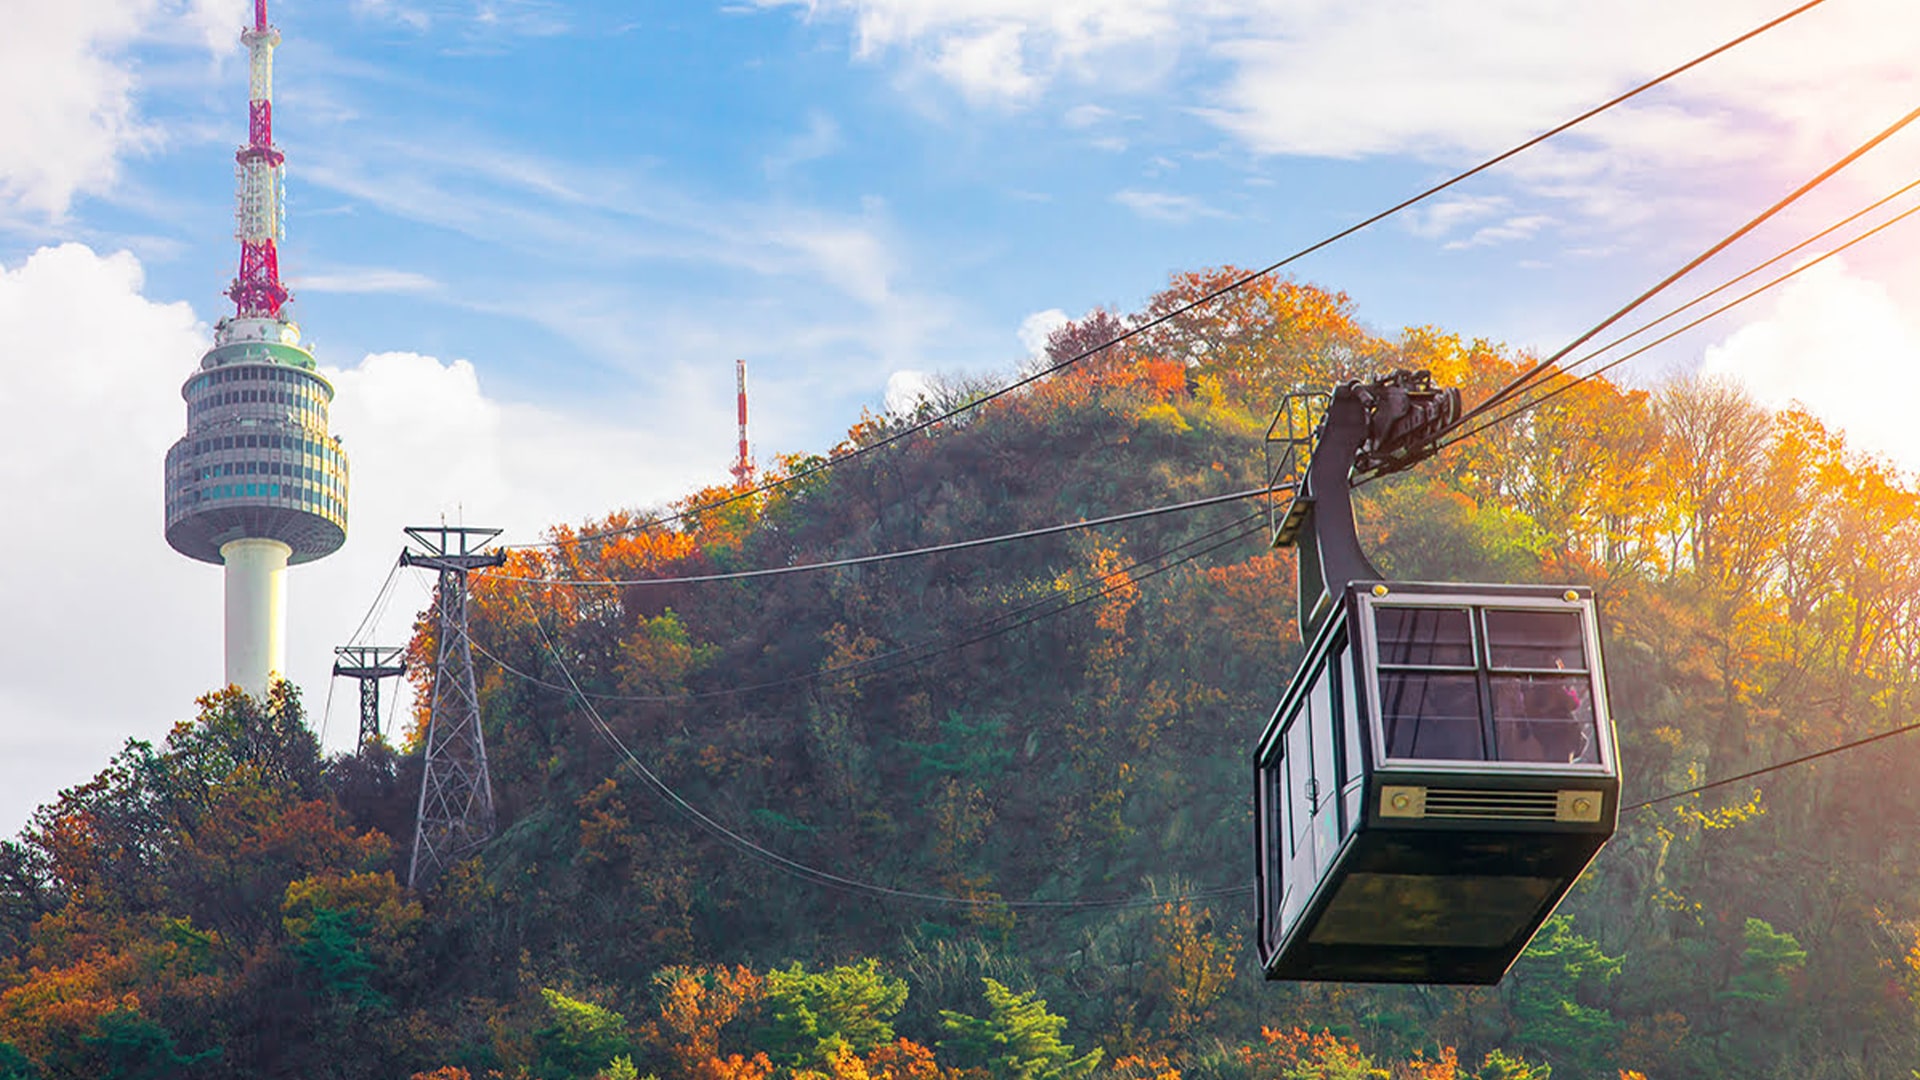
[402,525,507,888]
[332,645,406,752]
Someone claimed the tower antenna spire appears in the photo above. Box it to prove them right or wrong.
[231,0,288,317]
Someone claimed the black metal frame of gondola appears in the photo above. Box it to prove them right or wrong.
[1253,580,1620,984]
[1251,370,1621,985]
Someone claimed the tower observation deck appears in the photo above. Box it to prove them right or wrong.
[164,0,348,695]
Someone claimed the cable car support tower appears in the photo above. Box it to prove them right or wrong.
[403,526,507,888]
[333,645,407,752]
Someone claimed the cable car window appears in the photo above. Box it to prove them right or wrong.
[1484,609,1587,670]
[1376,607,1474,667]
[1261,761,1285,939]
[1309,666,1337,817]
[1491,675,1597,764]
[1484,608,1599,763]
[1380,672,1485,759]
[1339,645,1363,785]
[1287,712,1313,851]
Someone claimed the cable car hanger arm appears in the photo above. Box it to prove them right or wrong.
[1283,369,1461,640]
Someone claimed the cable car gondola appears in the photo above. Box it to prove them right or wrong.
[1253,372,1620,985]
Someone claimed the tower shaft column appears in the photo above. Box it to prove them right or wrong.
[221,537,291,694]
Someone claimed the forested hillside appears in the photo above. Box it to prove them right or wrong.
[6,268,1920,1079]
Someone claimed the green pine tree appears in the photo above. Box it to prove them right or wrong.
[1472,1049,1551,1080]
[290,906,386,1010]
[760,959,909,1065]
[537,989,632,1080]
[0,1041,39,1080]
[83,1009,219,1079]
[938,979,1102,1080]
[1720,917,1807,1003]
[1506,916,1621,1072]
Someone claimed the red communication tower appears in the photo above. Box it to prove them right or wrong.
[731,359,754,484]
[229,0,290,317]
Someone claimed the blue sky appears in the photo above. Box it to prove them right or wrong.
[6,0,1920,833]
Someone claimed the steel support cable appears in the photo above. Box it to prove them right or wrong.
[1624,718,1920,812]
[324,555,406,745]
[1430,191,1920,453]
[503,0,1831,555]
[487,486,1273,588]
[1529,175,1920,375]
[477,513,1268,705]
[319,669,339,747]
[379,569,440,741]
[530,620,1252,909]
[346,556,404,648]
[1457,101,1920,429]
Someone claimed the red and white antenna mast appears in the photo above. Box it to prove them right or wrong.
[230,0,290,318]
[731,359,754,484]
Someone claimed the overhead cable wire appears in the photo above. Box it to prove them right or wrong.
[1567,174,1920,359]
[324,555,406,746]
[506,0,1832,554]
[379,569,440,742]
[488,486,1273,587]
[345,556,403,648]
[318,667,338,747]
[530,619,1253,909]
[1624,718,1920,812]
[1456,101,1920,429]
[479,513,1267,705]
[1431,188,1920,452]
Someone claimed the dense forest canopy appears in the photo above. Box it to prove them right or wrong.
[5,267,1920,1079]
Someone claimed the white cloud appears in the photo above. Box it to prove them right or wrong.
[1113,189,1225,224]
[292,267,441,294]
[1017,307,1069,357]
[769,0,1181,65]
[768,217,897,305]
[1703,257,1920,471]
[884,369,934,413]
[0,3,154,218]
[754,0,1183,106]
[1406,195,1506,240]
[1204,3,1645,161]
[764,111,844,177]
[1444,213,1555,251]
[302,137,907,311]
[471,0,570,39]
[321,351,697,543]
[0,244,705,837]
[1063,103,1112,129]
[351,0,432,31]
[757,0,1920,216]
[0,244,216,836]
[0,0,249,220]
[181,0,251,53]
[932,23,1039,105]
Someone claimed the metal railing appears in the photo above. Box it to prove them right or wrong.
[1264,390,1327,547]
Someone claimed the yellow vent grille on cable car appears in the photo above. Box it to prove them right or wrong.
[1380,786,1603,823]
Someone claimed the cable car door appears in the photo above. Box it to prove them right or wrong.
[1283,664,1341,927]
[1307,665,1342,866]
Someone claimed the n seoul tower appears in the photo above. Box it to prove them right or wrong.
[164,0,348,696]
